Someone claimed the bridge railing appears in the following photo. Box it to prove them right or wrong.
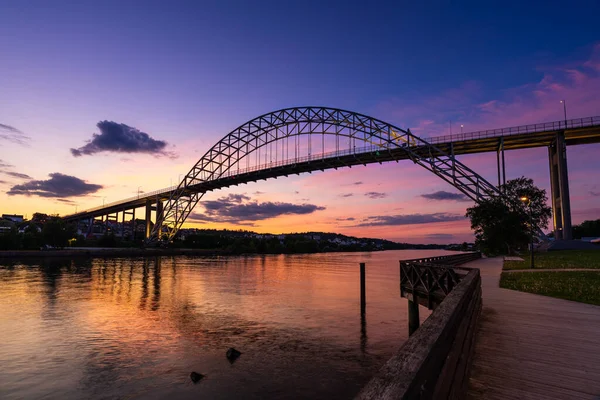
[427,115,600,144]
[356,252,482,400]
[65,113,600,218]
[64,143,397,218]
[67,185,178,217]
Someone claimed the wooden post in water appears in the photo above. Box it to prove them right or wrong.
[408,293,420,336]
[360,262,366,314]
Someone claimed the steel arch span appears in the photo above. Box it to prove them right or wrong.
[149,106,501,242]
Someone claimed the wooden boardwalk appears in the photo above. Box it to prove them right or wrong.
[467,257,600,400]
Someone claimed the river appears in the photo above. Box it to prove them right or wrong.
[0,249,454,399]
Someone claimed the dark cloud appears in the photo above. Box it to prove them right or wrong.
[353,181,363,185]
[421,190,469,202]
[0,123,30,145]
[590,191,600,197]
[336,217,356,221]
[354,213,465,227]
[253,191,264,195]
[56,198,76,204]
[0,180,7,184]
[0,159,13,169]
[70,121,173,157]
[339,193,353,198]
[189,193,325,224]
[4,171,32,180]
[365,191,387,199]
[7,173,103,198]
[0,159,32,180]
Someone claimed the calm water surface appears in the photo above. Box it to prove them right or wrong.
[0,250,453,399]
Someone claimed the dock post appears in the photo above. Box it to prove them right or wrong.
[408,294,420,336]
[360,262,366,313]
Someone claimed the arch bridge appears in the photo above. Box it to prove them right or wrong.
[64,107,600,242]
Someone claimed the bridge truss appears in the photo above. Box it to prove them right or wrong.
[148,107,502,243]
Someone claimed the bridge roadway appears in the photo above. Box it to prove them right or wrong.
[63,115,600,237]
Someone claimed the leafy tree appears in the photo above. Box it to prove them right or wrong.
[466,177,551,255]
[42,217,75,248]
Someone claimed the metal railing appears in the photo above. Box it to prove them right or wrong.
[64,143,401,218]
[66,114,600,219]
[400,252,482,309]
[427,115,600,144]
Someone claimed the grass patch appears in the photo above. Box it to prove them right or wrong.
[503,250,600,270]
[500,271,600,306]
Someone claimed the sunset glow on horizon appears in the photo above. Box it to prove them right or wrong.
[1,2,599,244]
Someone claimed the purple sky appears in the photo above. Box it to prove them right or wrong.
[0,1,599,243]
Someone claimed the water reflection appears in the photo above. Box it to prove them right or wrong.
[360,310,367,354]
[0,250,449,399]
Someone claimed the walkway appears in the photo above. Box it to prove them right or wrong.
[467,257,600,400]
[503,268,600,273]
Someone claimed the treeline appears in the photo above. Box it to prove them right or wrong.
[174,230,447,254]
[573,219,600,239]
[0,216,77,250]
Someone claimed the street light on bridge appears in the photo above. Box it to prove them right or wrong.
[460,124,464,134]
[137,186,142,199]
[520,195,534,269]
[560,100,567,128]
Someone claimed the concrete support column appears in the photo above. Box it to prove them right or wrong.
[548,131,572,240]
[145,200,152,239]
[497,137,506,189]
[87,217,94,237]
[132,208,136,240]
[155,199,163,240]
[121,209,125,238]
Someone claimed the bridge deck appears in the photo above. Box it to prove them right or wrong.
[467,258,600,399]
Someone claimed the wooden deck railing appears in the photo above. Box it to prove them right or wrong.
[356,252,482,400]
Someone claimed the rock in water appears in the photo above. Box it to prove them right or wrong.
[190,371,204,383]
[226,347,242,363]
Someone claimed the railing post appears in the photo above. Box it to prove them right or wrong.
[360,262,366,314]
[408,294,420,336]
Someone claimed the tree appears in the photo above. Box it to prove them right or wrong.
[573,219,600,239]
[42,217,75,248]
[466,177,552,255]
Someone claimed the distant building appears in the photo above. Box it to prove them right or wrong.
[2,214,24,223]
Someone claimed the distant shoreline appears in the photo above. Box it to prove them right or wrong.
[0,248,226,260]
[0,246,453,261]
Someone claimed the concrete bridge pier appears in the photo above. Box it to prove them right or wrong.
[155,199,163,240]
[496,137,506,189]
[123,208,135,239]
[548,131,572,240]
[143,199,163,240]
[145,199,153,239]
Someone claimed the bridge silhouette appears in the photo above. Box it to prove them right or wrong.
[62,107,600,243]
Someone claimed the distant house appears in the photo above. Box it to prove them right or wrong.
[2,214,24,223]
[0,219,15,234]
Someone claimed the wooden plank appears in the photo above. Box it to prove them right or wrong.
[466,257,600,399]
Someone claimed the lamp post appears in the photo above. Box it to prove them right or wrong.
[560,100,567,128]
[520,196,534,269]
[137,186,142,199]
[460,124,464,134]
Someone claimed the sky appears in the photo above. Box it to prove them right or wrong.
[1,0,599,244]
